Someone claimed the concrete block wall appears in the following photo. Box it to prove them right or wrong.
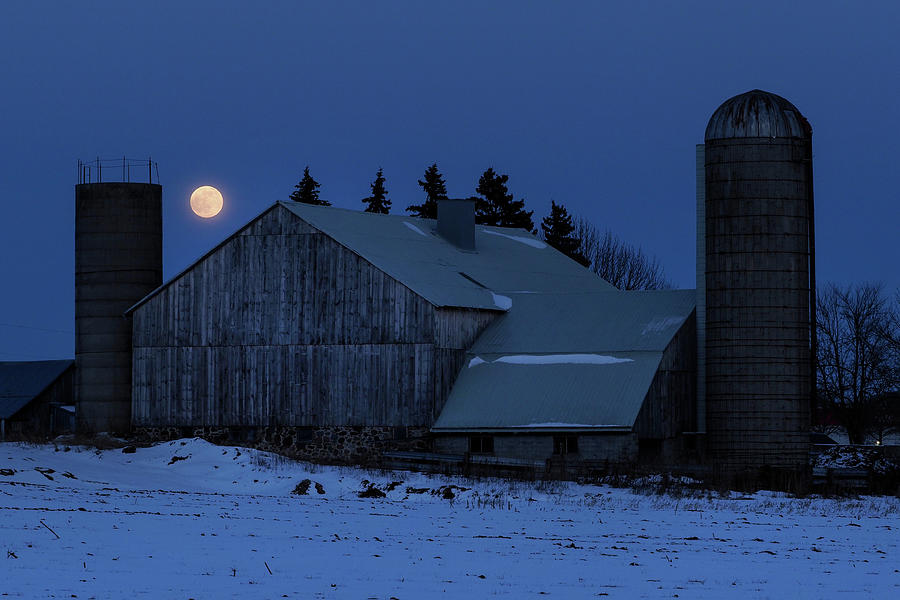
[75,183,162,433]
[434,432,639,464]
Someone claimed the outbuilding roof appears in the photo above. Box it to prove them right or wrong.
[432,290,695,432]
[0,360,74,419]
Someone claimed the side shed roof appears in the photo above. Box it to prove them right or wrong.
[470,290,697,354]
[432,290,696,432]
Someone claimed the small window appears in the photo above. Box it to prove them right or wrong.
[639,438,663,461]
[683,434,697,451]
[469,435,494,454]
[553,435,579,456]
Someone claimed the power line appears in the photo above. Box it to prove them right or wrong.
[0,350,70,360]
[0,322,74,335]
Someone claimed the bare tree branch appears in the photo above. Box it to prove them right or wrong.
[573,217,671,290]
[816,282,900,444]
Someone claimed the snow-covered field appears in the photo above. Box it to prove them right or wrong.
[2,439,898,599]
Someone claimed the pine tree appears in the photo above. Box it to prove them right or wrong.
[362,168,391,214]
[289,166,329,206]
[407,163,447,219]
[474,168,534,232]
[541,201,590,266]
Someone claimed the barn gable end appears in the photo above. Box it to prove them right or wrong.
[131,204,499,432]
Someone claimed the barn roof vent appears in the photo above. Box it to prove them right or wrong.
[436,198,476,251]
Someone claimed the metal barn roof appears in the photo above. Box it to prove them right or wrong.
[433,290,695,432]
[129,201,613,314]
[281,202,614,310]
[470,290,696,354]
[431,351,663,432]
[0,360,74,419]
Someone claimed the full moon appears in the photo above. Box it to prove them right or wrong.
[190,186,224,218]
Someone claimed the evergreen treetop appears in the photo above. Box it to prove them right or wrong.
[362,168,391,214]
[289,166,329,206]
[407,163,447,219]
[541,200,590,266]
[474,168,534,232]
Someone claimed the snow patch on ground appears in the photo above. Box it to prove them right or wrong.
[2,439,899,598]
[814,445,900,474]
[481,228,546,248]
[403,221,428,237]
[467,356,486,368]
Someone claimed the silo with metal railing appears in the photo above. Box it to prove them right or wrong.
[75,159,162,433]
[703,91,814,474]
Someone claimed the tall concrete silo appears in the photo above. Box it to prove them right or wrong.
[703,90,814,474]
[75,164,162,433]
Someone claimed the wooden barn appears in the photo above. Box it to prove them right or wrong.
[125,199,697,466]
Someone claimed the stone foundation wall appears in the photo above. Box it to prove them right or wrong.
[133,425,431,464]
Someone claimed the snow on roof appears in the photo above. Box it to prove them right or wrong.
[471,354,635,366]
[402,221,428,237]
[481,228,547,248]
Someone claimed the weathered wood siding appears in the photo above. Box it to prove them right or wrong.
[434,308,498,349]
[132,205,498,428]
[633,312,697,440]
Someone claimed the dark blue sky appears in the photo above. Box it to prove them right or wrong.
[1,1,898,360]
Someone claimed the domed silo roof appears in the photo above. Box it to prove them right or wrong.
[705,90,811,141]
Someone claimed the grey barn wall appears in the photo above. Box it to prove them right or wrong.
[633,312,698,440]
[132,204,498,429]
